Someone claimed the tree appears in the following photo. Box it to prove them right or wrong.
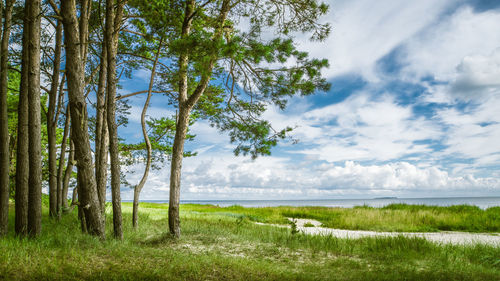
[15,0,30,236]
[26,0,42,237]
[0,0,15,236]
[61,0,105,238]
[164,0,330,237]
[95,38,108,215]
[105,0,126,239]
[131,38,162,229]
[46,18,63,218]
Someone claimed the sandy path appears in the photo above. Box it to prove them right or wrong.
[260,218,500,246]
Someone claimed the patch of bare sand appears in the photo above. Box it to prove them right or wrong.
[271,218,500,246]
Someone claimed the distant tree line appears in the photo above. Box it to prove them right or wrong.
[0,0,330,239]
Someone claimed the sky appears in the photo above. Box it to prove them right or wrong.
[116,0,500,200]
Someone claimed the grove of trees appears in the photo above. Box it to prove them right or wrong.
[0,0,330,239]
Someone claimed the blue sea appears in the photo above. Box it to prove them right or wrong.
[137,197,500,209]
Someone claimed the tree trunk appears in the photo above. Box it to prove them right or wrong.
[15,0,30,236]
[27,0,42,237]
[168,107,191,237]
[168,0,195,238]
[48,20,63,218]
[95,41,108,214]
[62,141,74,211]
[0,0,15,236]
[133,38,162,229]
[105,0,125,239]
[57,105,70,214]
[61,0,105,238]
[67,186,77,213]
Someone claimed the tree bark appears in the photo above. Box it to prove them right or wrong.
[95,41,108,214]
[0,0,15,236]
[105,0,125,239]
[57,105,70,214]
[48,20,63,218]
[133,38,162,229]
[62,141,74,210]
[168,107,191,238]
[61,0,105,238]
[27,0,42,237]
[15,0,30,236]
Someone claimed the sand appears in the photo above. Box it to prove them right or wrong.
[260,218,500,246]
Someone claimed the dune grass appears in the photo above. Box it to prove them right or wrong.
[0,202,499,280]
[172,203,500,232]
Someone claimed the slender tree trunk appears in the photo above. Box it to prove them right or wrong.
[61,0,105,238]
[57,105,70,214]
[62,141,74,210]
[168,107,191,237]
[15,0,30,236]
[48,21,63,217]
[105,0,125,239]
[168,0,195,238]
[0,0,3,41]
[168,0,230,237]
[98,119,108,210]
[133,38,162,229]
[27,0,42,237]
[68,186,77,213]
[0,0,15,236]
[95,42,108,214]
[76,181,87,233]
[79,0,91,63]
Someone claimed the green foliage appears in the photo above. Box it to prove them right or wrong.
[120,115,197,172]
[289,218,299,235]
[127,0,332,159]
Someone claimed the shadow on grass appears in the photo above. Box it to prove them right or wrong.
[139,232,178,247]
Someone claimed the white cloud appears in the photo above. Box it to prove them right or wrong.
[451,48,500,99]
[298,0,457,80]
[293,92,442,162]
[401,6,500,83]
[124,155,500,200]
[436,95,500,165]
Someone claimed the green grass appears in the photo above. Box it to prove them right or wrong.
[170,203,500,233]
[0,202,499,280]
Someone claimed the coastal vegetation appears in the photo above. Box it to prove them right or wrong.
[1,201,499,280]
[176,203,500,233]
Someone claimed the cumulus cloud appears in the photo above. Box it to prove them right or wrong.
[451,48,500,99]
[123,155,500,200]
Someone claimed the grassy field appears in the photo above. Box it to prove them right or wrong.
[0,202,499,280]
[175,203,500,232]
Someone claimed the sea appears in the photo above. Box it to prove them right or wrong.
[136,196,500,210]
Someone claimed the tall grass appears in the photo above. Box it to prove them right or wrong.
[175,203,500,232]
[0,202,499,280]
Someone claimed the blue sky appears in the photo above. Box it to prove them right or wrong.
[116,0,500,200]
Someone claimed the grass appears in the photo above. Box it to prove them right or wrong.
[172,203,500,233]
[0,201,499,280]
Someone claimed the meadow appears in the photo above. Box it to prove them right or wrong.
[177,203,500,232]
[0,201,499,280]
